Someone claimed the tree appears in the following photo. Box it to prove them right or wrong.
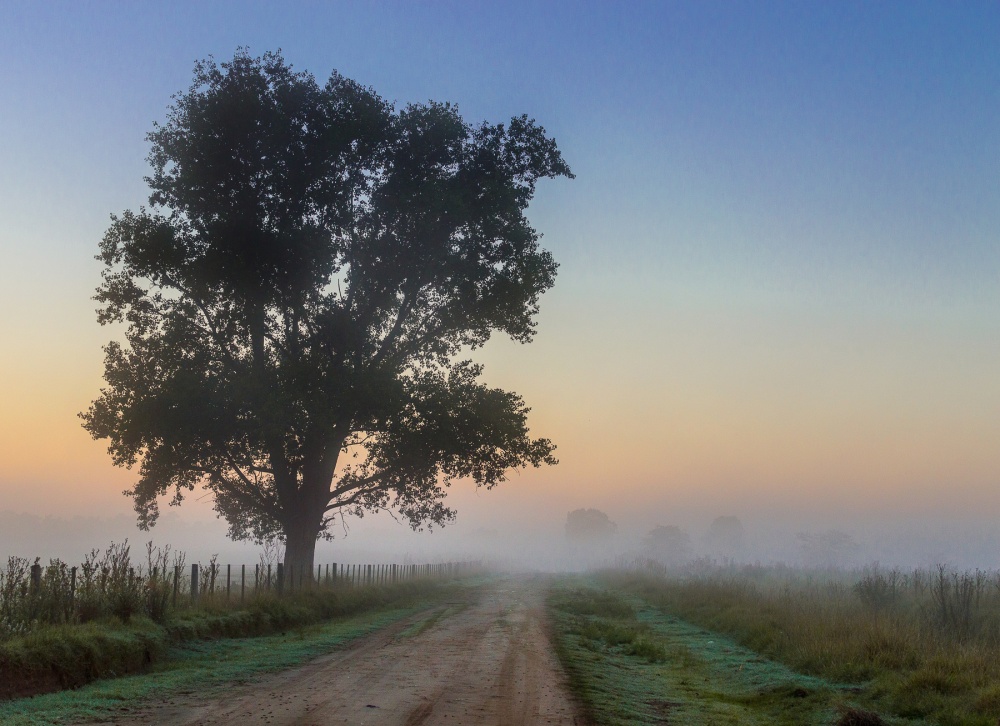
[565,509,617,543]
[642,525,692,565]
[796,530,859,568]
[82,50,572,578]
[705,515,745,556]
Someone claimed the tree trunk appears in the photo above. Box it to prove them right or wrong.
[283,515,321,584]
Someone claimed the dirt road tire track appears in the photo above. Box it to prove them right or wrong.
[107,576,587,726]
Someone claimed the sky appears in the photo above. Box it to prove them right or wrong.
[1,1,999,566]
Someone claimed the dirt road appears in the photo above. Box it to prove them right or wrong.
[114,576,586,726]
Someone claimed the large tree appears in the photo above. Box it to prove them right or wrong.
[82,50,571,576]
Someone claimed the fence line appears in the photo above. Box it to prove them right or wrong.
[1,553,482,638]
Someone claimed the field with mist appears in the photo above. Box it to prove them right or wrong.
[5,514,1000,724]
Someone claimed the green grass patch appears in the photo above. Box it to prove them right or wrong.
[548,577,888,726]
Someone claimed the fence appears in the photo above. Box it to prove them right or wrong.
[184,560,478,603]
[0,547,481,638]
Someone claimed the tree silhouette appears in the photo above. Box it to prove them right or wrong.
[642,525,692,565]
[565,509,617,543]
[82,50,572,576]
[705,515,745,555]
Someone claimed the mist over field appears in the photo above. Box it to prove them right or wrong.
[5,498,1000,572]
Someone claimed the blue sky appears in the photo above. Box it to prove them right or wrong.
[1,1,999,542]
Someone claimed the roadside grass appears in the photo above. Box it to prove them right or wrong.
[604,568,1000,726]
[0,601,429,726]
[548,577,891,726]
[0,578,456,707]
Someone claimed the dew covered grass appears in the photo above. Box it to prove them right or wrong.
[548,576,906,726]
[605,567,1000,725]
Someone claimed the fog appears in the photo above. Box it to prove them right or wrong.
[4,492,1000,573]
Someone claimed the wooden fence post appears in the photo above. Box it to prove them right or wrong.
[227,564,231,601]
[276,563,284,595]
[191,563,199,604]
[173,565,180,606]
[241,564,246,603]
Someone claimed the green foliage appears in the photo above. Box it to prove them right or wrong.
[0,542,187,639]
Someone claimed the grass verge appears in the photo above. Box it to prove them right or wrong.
[0,601,434,726]
[605,569,1000,725]
[548,576,896,726]
[0,579,453,707]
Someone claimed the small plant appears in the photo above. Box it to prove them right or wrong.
[854,564,903,611]
[144,542,174,623]
[929,564,986,638]
[198,554,220,600]
[102,541,145,623]
[0,557,31,637]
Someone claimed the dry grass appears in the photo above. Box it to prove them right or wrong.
[605,564,1000,724]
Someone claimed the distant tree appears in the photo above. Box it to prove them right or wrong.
[796,530,859,568]
[565,508,617,543]
[81,50,572,578]
[705,515,745,555]
[642,525,692,565]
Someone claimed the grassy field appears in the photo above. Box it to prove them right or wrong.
[549,566,1000,725]
[548,578,868,725]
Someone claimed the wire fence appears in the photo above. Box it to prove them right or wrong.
[0,540,480,640]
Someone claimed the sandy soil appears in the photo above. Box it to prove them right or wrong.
[109,576,587,726]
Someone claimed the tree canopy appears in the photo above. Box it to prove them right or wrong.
[82,50,572,573]
[642,525,692,565]
[565,508,617,543]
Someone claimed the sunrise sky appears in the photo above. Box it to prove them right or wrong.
[1,1,999,562]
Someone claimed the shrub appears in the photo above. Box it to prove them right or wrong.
[854,565,902,611]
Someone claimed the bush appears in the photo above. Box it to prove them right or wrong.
[854,565,902,611]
